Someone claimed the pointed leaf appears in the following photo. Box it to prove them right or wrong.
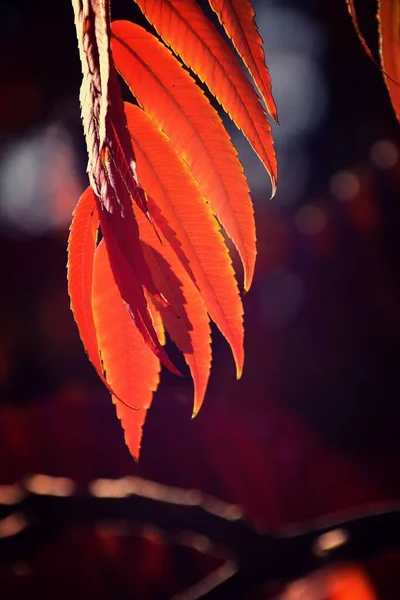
[133,0,276,185]
[67,187,171,398]
[208,0,277,123]
[92,240,161,460]
[147,249,212,416]
[146,294,166,347]
[111,21,256,290]
[347,0,400,121]
[71,1,170,365]
[135,208,213,415]
[95,195,179,374]
[67,187,103,380]
[345,0,376,64]
[125,102,244,376]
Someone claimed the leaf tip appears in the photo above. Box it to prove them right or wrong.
[192,390,206,419]
[243,275,252,294]
[270,176,277,199]
[234,346,244,380]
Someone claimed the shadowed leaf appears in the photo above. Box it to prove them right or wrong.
[135,207,212,416]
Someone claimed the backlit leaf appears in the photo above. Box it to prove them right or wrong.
[92,240,161,460]
[72,1,172,366]
[147,294,166,347]
[125,102,244,377]
[95,195,179,374]
[111,21,256,290]
[70,0,279,456]
[133,0,276,189]
[347,0,400,121]
[67,187,103,381]
[208,0,277,124]
[134,206,212,415]
[147,247,212,416]
[379,0,400,121]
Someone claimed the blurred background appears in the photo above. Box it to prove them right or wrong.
[1,0,400,597]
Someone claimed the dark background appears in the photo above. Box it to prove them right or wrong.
[0,0,400,598]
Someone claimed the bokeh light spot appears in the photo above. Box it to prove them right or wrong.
[329,170,360,201]
[369,139,398,169]
[294,204,327,236]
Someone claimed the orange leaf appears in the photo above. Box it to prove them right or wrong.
[133,198,212,415]
[67,187,103,380]
[209,0,277,124]
[92,240,161,460]
[111,21,256,291]
[379,0,400,121]
[133,0,276,188]
[346,0,400,121]
[146,293,166,347]
[95,195,179,375]
[125,102,244,377]
[67,187,171,398]
[144,244,212,416]
[72,1,172,368]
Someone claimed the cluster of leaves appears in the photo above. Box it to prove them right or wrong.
[68,0,277,460]
[347,0,400,121]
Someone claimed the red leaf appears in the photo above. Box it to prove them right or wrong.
[133,0,276,188]
[95,195,180,375]
[67,187,103,380]
[133,199,212,415]
[70,0,280,453]
[111,21,256,291]
[92,240,162,460]
[67,187,174,398]
[72,1,172,367]
[125,102,244,377]
[347,0,400,121]
[143,244,212,416]
[208,0,277,124]
[379,0,400,121]
[146,293,166,347]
